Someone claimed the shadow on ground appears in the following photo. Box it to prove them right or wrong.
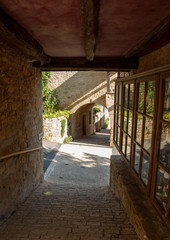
[73,129,110,147]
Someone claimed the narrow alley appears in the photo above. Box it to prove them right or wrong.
[0,130,138,240]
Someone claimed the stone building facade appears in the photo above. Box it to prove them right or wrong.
[47,71,115,140]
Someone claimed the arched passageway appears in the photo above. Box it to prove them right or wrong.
[0,1,170,238]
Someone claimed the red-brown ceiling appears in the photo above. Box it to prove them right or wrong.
[0,0,170,58]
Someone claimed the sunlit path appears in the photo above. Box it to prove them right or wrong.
[0,131,139,240]
[45,129,112,186]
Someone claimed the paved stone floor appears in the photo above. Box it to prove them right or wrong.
[0,130,139,240]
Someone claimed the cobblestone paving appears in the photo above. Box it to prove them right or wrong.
[0,182,138,240]
[0,131,139,240]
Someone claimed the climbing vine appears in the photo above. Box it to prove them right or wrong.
[42,71,60,114]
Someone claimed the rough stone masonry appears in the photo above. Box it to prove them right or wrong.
[0,40,43,222]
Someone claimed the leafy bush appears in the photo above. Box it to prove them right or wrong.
[43,110,72,119]
[63,135,73,143]
[93,105,101,113]
[61,119,66,137]
[103,118,109,129]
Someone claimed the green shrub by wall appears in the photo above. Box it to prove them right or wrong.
[61,119,66,137]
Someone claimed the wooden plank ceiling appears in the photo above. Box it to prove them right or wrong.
[0,0,169,70]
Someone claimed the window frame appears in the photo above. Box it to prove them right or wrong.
[113,73,170,227]
[150,71,170,228]
[131,75,159,195]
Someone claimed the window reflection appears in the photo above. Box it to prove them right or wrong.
[119,85,122,105]
[134,144,140,173]
[116,106,119,125]
[118,106,121,126]
[155,166,169,212]
[143,118,153,153]
[124,84,128,108]
[159,124,170,170]
[122,133,126,154]
[128,111,132,136]
[136,114,143,145]
[116,85,118,104]
[115,106,118,124]
[138,82,145,113]
[117,127,120,146]
[129,84,134,109]
[163,78,170,121]
[126,137,131,161]
[141,152,150,186]
[146,81,155,116]
[123,110,127,132]
[114,125,117,142]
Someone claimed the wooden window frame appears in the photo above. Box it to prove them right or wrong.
[131,75,159,195]
[113,83,123,148]
[150,71,170,228]
[113,71,170,228]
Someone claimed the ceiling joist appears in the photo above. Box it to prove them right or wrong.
[80,0,100,61]
[0,8,51,65]
[125,15,170,58]
[33,57,138,71]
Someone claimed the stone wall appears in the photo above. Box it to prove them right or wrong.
[0,40,43,222]
[43,117,68,143]
[134,43,170,73]
[48,71,115,113]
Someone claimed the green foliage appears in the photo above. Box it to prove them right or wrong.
[103,118,109,129]
[61,119,66,137]
[63,135,73,143]
[43,110,72,119]
[92,131,96,135]
[93,105,101,114]
[42,71,60,114]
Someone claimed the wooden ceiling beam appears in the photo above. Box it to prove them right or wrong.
[125,15,170,58]
[80,0,99,61]
[0,8,51,65]
[33,57,138,71]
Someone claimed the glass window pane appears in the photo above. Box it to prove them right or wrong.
[124,84,128,108]
[119,85,122,105]
[129,84,134,109]
[117,127,120,146]
[115,106,118,124]
[118,106,121,126]
[141,152,150,186]
[116,106,119,125]
[126,136,131,161]
[122,133,126,154]
[134,144,141,174]
[114,124,117,142]
[143,118,153,153]
[128,111,133,136]
[163,78,170,121]
[136,114,143,145]
[159,124,170,170]
[138,82,145,113]
[155,166,169,212]
[146,81,155,117]
[115,85,118,104]
[123,110,127,132]
[115,106,117,123]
